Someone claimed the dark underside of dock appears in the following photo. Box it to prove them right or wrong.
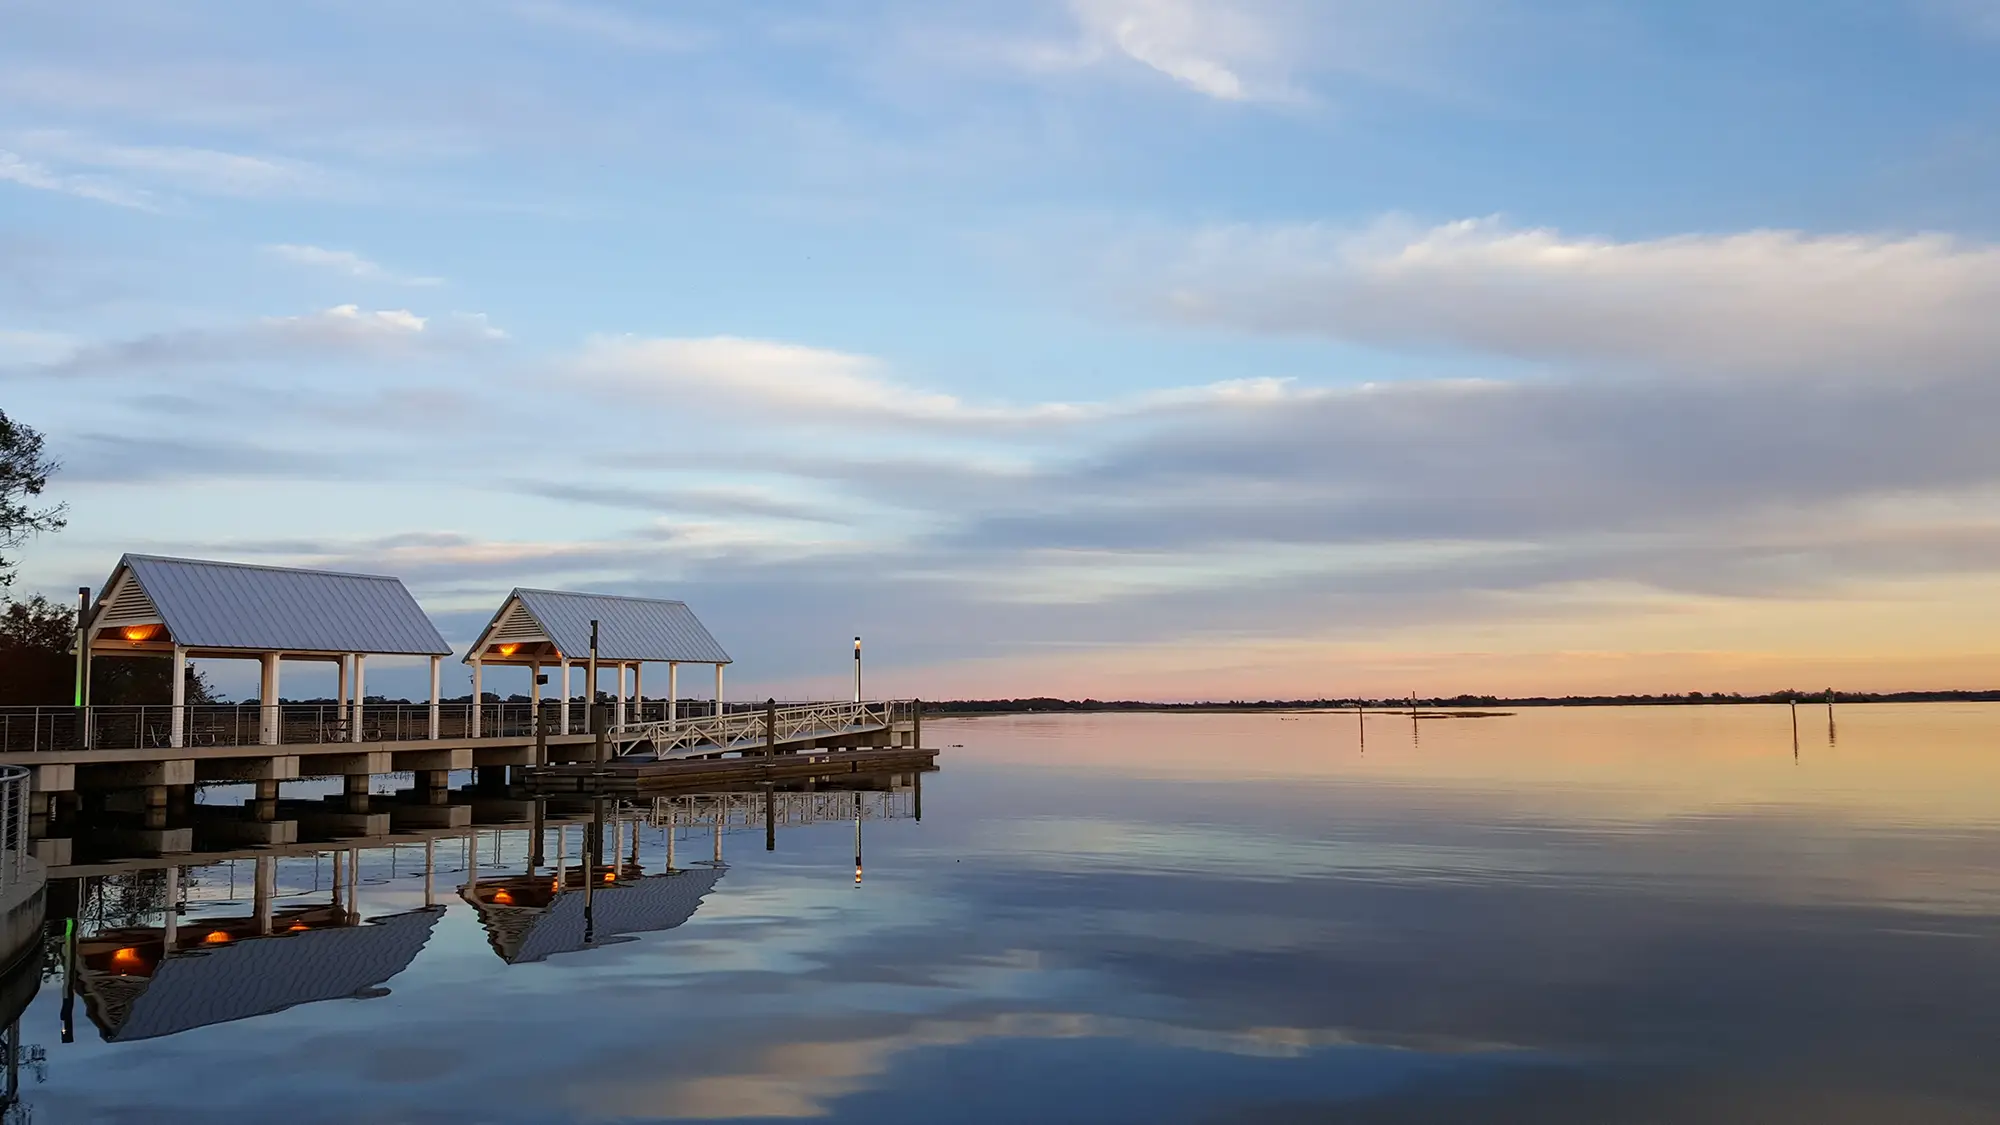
[524,746,940,794]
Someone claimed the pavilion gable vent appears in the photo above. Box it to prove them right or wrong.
[97,576,162,628]
[491,602,547,644]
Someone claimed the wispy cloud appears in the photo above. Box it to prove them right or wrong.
[571,334,1311,428]
[1069,0,1279,101]
[264,244,444,286]
[1930,0,2000,39]
[15,304,503,377]
[0,148,158,210]
[509,0,706,51]
[6,130,327,201]
[1141,217,2000,378]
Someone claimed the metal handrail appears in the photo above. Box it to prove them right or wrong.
[0,698,905,753]
[611,700,903,759]
[0,765,29,886]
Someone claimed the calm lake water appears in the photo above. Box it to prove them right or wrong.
[14,704,2000,1123]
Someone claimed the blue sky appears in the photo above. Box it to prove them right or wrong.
[4,0,2000,701]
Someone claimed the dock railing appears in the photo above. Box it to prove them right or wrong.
[0,699,910,753]
[0,766,29,887]
[612,699,907,759]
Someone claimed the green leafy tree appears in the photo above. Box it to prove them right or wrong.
[0,593,219,706]
[0,410,66,591]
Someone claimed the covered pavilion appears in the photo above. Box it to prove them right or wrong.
[462,589,733,735]
[82,554,454,747]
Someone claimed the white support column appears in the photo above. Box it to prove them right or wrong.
[428,655,441,739]
[713,664,724,718]
[632,663,644,723]
[614,663,628,728]
[255,855,274,935]
[470,657,483,738]
[667,662,679,729]
[559,659,572,734]
[169,644,187,748]
[162,864,179,952]
[350,654,366,743]
[259,652,281,745]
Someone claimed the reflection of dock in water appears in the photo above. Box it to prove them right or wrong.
[464,865,724,964]
[462,785,917,962]
[47,770,927,1046]
[73,904,440,1042]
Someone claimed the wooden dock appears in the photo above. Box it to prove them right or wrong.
[525,746,939,795]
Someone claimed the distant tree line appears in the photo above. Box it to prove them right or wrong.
[921,690,2000,714]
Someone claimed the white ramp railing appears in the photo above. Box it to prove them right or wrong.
[611,700,899,759]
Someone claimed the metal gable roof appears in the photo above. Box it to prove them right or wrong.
[471,868,724,964]
[88,908,442,1042]
[475,588,731,664]
[105,555,452,655]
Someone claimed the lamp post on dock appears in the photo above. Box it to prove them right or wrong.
[588,620,603,770]
[854,636,862,704]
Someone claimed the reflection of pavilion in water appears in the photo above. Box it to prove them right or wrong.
[462,785,917,963]
[67,847,444,1043]
[55,774,923,1043]
[75,903,440,1042]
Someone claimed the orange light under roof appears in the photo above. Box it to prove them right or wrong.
[110,947,144,970]
[492,889,514,905]
[121,624,160,643]
[496,643,520,657]
[203,931,231,945]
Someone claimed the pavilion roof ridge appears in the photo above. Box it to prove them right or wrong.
[507,586,692,607]
[119,552,410,585]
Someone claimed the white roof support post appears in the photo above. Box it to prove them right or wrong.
[667,662,678,730]
[428,655,442,740]
[714,663,724,718]
[559,659,571,735]
[254,855,274,936]
[614,663,628,728]
[350,654,367,743]
[259,652,282,746]
[471,657,484,739]
[163,864,179,952]
[169,644,187,749]
[632,662,643,723]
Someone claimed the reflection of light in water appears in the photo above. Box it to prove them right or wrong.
[493,890,514,905]
[111,947,144,971]
[289,922,310,932]
[203,931,230,944]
